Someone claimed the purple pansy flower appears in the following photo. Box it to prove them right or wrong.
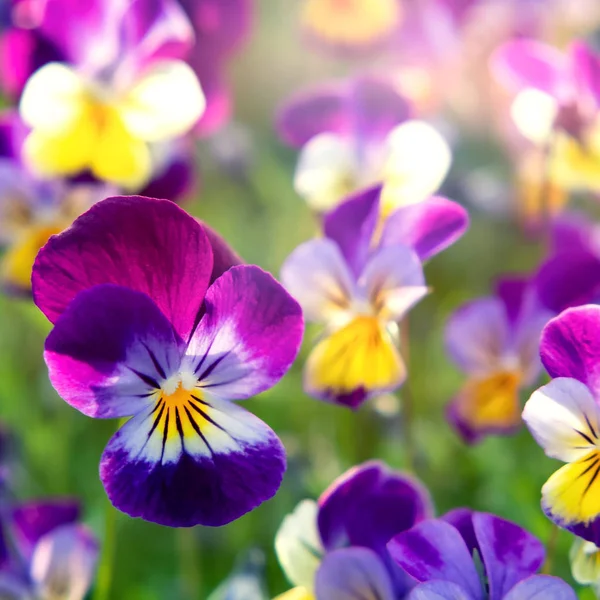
[277,76,451,213]
[4,0,204,189]
[0,110,109,295]
[281,185,468,408]
[445,277,552,444]
[522,305,600,542]
[388,509,576,599]
[32,196,304,527]
[178,0,253,136]
[493,39,600,193]
[275,461,432,599]
[0,499,99,600]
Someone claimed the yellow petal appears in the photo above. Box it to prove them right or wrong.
[23,110,97,178]
[273,588,315,600]
[454,371,522,432]
[118,60,205,142]
[548,129,600,192]
[1,224,64,291]
[543,450,600,525]
[302,0,401,46]
[306,316,405,400]
[90,108,152,188]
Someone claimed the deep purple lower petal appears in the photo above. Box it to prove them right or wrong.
[100,397,286,527]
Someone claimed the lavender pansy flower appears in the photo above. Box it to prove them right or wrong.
[445,277,552,443]
[8,0,204,188]
[388,510,576,599]
[275,461,432,599]
[281,185,468,408]
[0,499,99,600]
[522,305,600,541]
[0,111,109,295]
[277,76,450,214]
[32,196,304,527]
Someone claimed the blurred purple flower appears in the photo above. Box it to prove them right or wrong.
[281,185,468,408]
[0,499,99,600]
[388,509,576,599]
[445,277,552,444]
[32,196,303,527]
[275,461,432,599]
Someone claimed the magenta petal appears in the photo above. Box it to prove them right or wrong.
[492,39,566,95]
[323,185,381,276]
[473,512,544,600]
[32,196,214,341]
[349,75,411,145]
[503,575,576,600]
[11,500,80,562]
[202,223,243,283]
[45,284,184,418]
[191,59,231,136]
[380,197,469,262]
[539,305,600,395]
[387,520,484,600]
[184,265,303,400]
[569,41,600,107]
[551,212,597,256]
[276,84,349,148]
[315,548,395,600]
[100,396,286,527]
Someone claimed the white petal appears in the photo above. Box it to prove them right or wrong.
[358,245,428,322]
[294,133,358,211]
[380,120,451,212]
[522,377,600,462]
[118,60,205,142]
[275,500,323,590]
[511,88,557,144]
[570,538,600,585]
[281,238,355,325]
[20,63,86,133]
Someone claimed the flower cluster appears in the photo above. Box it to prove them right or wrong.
[2,0,600,597]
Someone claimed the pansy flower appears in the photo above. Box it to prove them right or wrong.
[445,277,552,443]
[0,111,108,294]
[32,196,304,527]
[0,499,99,600]
[281,185,468,408]
[388,509,576,599]
[178,0,253,136]
[493,40,600,194]
[570,535,600,593]
[277,76,450,214]
[300,0,402,55]
[275,461,432,600]
[10,0,204,188]
[522,305,600,539]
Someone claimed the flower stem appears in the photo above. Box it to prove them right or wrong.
[92,500,118,600]
[400,319,416,473]
[178,527,202,599]
[542,524,560,574]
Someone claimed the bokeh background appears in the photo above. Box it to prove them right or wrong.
[1,0,600,598]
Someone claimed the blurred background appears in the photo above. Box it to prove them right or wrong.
[2,0,600,598]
